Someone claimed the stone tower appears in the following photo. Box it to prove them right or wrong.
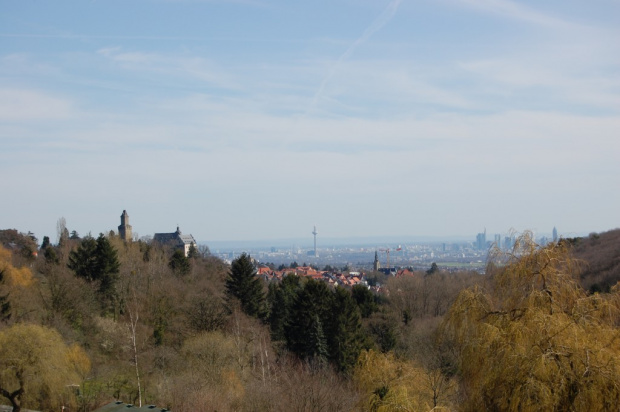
[118,210,132,241]
[373,251,381,272]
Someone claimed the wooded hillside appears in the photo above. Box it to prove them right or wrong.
[0,227,618,412]
[570,228,620,293]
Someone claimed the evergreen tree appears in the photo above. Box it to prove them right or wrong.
[351,284,378,318]
[307,313,329,365]
[67,234,120,313]
[169,249,191,275]
[426,262,439,275]
[67,237,98,280]
[285,279,333,360]
[187,243,199,259]
[94,234,120,298]
[327,286,364,374]
[225,253,265,318]
[40,236,50,250]
[267,274,301,341]
[44,246,59,265]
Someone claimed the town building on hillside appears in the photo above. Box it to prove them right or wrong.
[154,226,197,257]
[118,210,133,241]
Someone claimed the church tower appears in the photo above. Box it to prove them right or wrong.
[118,210,132,241]
[373,251,381,272]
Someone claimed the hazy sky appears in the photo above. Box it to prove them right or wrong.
[1,0,619,243]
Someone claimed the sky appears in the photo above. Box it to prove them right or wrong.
[1,0,619,243]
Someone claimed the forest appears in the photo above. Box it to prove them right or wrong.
[0,225,619,412]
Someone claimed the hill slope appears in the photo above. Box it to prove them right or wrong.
[570,228,620,292]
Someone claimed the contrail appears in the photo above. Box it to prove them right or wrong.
[310,0,403,110]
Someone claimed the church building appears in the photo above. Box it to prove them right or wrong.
[154,226,197,257]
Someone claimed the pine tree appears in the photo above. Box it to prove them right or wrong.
[285,279,333,360]
[67,237,98,281]
[67,234,120,314]
[267,274,301,341]
[327,286,364,374]
[94,233,120,299]
[351,284,378,318]
[225,253,265,318]
[307,313,329,365]
[169,249,191,275]
[187,243,199,259]
[44,246,59,264]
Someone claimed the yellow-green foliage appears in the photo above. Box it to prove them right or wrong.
[0,245,33,287]
[181,331,243,386]
[0,323,90,410]
[442,233,620,412]
[354,349,452,411]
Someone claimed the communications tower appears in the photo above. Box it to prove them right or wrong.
[312,226,318,257]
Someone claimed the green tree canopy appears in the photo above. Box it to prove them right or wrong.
[327,286,364,374]
[225,253,265,318]
[351,284,378,318]
[67,234,120,312]
[285,278,333,361]
[426,262,439,275]
[169,249,191,276]
[267,273,301,341]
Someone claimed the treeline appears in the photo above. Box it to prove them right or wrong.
[1,228,619,411]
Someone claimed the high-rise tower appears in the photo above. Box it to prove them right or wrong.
[118,210,132,241]
[552,226,558,242]
[312,225,318,257]
[476,229,487,250]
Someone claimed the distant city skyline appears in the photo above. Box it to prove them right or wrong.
[205,226,578,252]
[0,207,602,247]
[2,1,619,242]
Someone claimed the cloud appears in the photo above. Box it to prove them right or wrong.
[458,49,620,112]
[0,88,73,121]
[453,0,576,29]
[156,0,268,6]
[96,47,242,90]
[311,0,403,110]
[2,96,619,240]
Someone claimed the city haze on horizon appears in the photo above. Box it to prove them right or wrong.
[1,1,619,243]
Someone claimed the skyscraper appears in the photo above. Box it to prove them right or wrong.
[553,227,558,242]
[476,229,487,250]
